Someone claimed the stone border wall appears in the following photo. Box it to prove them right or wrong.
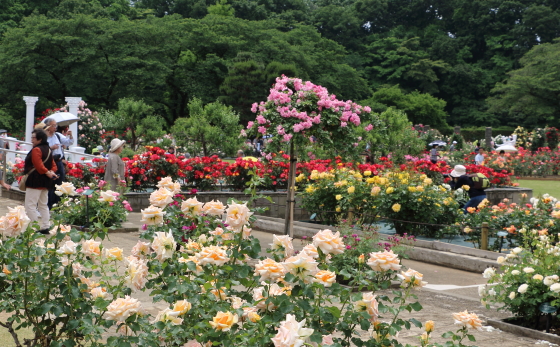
[2,187,532,220]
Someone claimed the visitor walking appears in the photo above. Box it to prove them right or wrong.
[0,129,12,190]
[449,165,487,213]
[429,144,439,164]
[475,148,485,165]
[449,141,457,152]
[104,138,126,191]
[43,117,74,209]
[23,129,58,234]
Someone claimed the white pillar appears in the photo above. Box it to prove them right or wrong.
[65,97,82,149]
[23,96,39,150]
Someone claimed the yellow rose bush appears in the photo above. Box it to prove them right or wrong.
[0,177,479,347]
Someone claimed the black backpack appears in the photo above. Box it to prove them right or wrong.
[469,173,490,190]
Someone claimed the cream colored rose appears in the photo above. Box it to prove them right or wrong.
[152,308,183,325]
[229,296,245,310]
[149,187,174,208]
[50,224,72,235]
[282,253,318,283]
[105,296,142,322]
[371,186,381,196]
[551,283,560,293]
[55,182,77,196]
[81,239,101,257]
[353,292,379,321]
[179,255,203,274]
[254,258,287,282]
[397,269,427,289]
[104,247,124,261]
[90,287,107,299]
[270,314,314,347]
[140,205,166,226]
[270,235,295,258]
[312,229,345,255]
[533,274,544,281]
[225,201,253,231]
[131,241,151,258]
[181,197,204,217]
[125,256,149,291]
[173,300,192,315]
[246,311,261,323]
[0,206,31,237]
[301,244,319,259]
[157,177,181,194]
[152,231,176,261]
[367,250,402,272]
[98,190,118,202]
[57,240,78,255]
[452,310,482,331]
[518,283,528,293]
[253,283,292,311]
[209,311,238,331]
[202,200,226,216]
[313,270,336,287]
[197,245,230,266]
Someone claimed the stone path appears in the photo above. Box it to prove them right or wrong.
[0,197,556,346]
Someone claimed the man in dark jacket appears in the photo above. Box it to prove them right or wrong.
[23,129,58,234]
[449,165,487,213]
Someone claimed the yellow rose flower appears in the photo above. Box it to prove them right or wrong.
[209,311,238,331]
[335,207,341,212]
[336,194,343,200]
[364,170,372,176]
[392,203,401,212]
[408,186,416,193]
[386,187,394,194]
[462,185,470,191]
[103,247,123,261]
[347,186,355,194]
[425,320,435,332]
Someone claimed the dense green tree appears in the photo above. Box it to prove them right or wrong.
[171,98,242,156]
[363,85,449,129]
[114,98,159,149]
[487,39,560,128]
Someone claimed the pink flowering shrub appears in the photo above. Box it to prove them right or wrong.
[244,76,379,161]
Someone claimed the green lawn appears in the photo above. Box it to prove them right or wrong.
[516,179,560,198]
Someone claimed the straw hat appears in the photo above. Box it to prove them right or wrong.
[34,123,47,130]
[449,165,466,177]
[109,138,126,153]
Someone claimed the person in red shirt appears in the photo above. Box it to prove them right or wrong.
[23,129,58,234]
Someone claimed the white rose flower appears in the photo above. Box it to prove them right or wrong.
[550,283,560,293]
[482,268,495,279]
[509,292,516,300]
[511,270,520,275]
[523,267,535,274]
[512,247,523,254]
[517,283,529,294]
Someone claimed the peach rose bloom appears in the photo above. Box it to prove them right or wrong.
[254,258,287,282]
[397,269,428,289]
[79,277,100,291]
[183,340,203,347]
[1,206,31,237]
[98,190,118,202]
[209,227,225,236]
[181,197,204,217]
[57,240,78,255]
[425,320,435,333]
[106,296,142,322]
[50,224,72,235]
[157,177,181,194]
[312,229,345,255]
[149,187,174,208]
[202,200,226,216]
[452,310,482,331]
[209,311,238,331]
[354,292,379,321]
[228,296,246,310]
[81,239,101,257]
[271,314,313,347]
[152,231,176,261]
[282,253,318,283]
[371,186,381,196]
[140,205,166,226]
[90,287,107,299]
[152,308,183,325]
[322,334,334,346]
[55,182,77,196]
[314,270,337,287]
[3,265,11,275]
[270,235,295,258]
[185,240,202,254]
[225,201,253,231]
[197,245,230,266]
[104,247,124,261]
[301,244,319,259]
[253,284,291,311]
[125,256,149,291]
[131,240,151,259]
[366,250,402,272]
[173,300,192,315]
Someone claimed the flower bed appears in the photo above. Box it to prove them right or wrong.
[0,177,484,347]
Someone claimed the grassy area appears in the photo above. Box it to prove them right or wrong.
[516,179,560,198]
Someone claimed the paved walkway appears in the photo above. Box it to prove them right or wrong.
[0,197,554,346]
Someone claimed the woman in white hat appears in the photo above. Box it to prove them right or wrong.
[449,164,487,212]
[104,138,126,191]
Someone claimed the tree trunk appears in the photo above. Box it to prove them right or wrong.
[284,141,297,237]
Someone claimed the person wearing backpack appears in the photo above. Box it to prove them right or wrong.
[449,165,489,213]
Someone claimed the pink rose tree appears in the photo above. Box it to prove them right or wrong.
[245,76,380,236]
